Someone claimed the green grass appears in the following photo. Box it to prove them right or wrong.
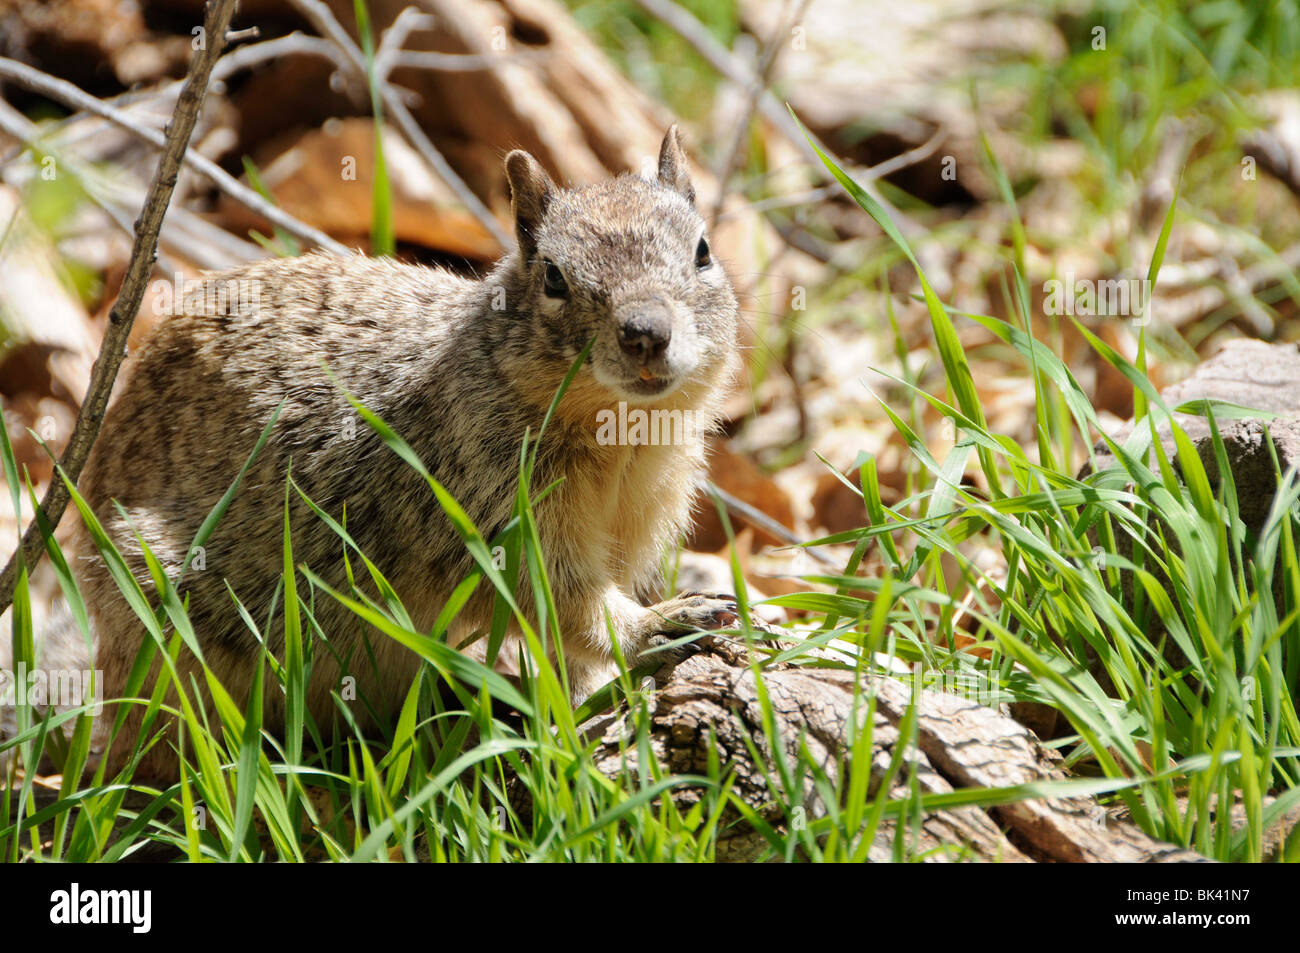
[768,0,1300,375]
[353,0,395,258]
[2,0,1298,861]
[3,135,1298,859]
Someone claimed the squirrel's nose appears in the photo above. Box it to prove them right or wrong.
[617,299,672,363]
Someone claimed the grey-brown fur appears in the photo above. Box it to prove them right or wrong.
[3,127,739,780]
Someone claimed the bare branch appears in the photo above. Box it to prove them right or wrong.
[719,129,946,222]
[0,0,242,614]
[708,0,812,229]
[212,32,349,84]
[0,56,350,255]
[374,7,437,80]
[0,32,357,170]
[0,99,266,269]
[289,0,512,249]
[225,27,262,44]
[630,0,921,237]
[705,481,837,567]
[761,213,833,263]
[393,49,551,72]
[291,0,369,65]
[861,127,947,184]
[0,98,183,275]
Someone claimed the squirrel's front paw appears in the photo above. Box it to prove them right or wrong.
[636,591,739,665]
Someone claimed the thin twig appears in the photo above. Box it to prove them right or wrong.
[861,127,947,184]
[706,481,837,567]
[0,0,240,616]
[0,56,349,255]
[393,49,552,71]
[0,101,265,269]
[719,129,947,222]
[0,32,356,170]
[708,0,811,229]
[212,32,350,85]
[733,185,836,216]
[0,98,189,275]
[631,0,921,238]
[374,7,437,80]
[762,213,833,263]
[290,0,511,249]
[5,9,531,253]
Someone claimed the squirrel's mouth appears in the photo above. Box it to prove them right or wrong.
[601,366,684,401]
[592,349,691,402]
[622,372,677,398]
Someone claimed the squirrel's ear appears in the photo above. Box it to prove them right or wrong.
[505,149,556,257]
[657,124,695,205]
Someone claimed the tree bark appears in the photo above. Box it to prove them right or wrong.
[581,638,1210,862]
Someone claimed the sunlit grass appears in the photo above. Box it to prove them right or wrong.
[2,0,1298,862]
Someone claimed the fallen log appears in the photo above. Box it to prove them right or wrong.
[578,637,1209,862]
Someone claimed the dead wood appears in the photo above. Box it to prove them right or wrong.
[576,637,1209,862]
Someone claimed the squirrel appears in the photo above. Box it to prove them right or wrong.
[1,126,741,780]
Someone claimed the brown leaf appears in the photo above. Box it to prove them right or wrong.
[687,439,795,551]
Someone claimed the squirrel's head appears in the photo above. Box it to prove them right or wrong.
[503,126,738,404]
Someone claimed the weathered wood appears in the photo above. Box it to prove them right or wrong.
[581,637,1208,862]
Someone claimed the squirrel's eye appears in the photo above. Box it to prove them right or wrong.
[543,260,568,298]
[695,236,711,270]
